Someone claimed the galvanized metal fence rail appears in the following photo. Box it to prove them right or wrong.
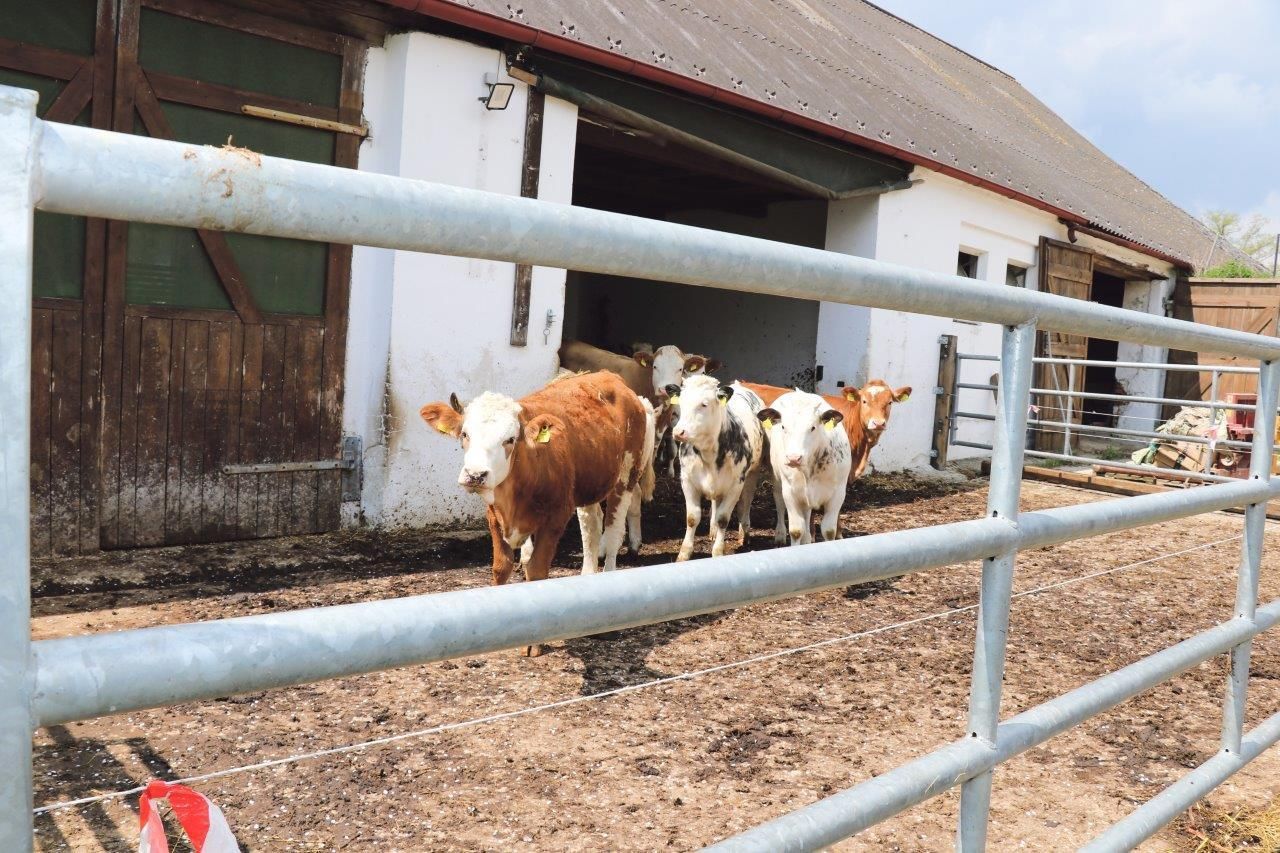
[4,84,1280,851]
[948,351,1275,483]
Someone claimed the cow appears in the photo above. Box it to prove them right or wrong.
[419,371,652,612]
[665,375,766,561]
[558,339,722,476]
[755,391,852,545]
[740,379,910,482]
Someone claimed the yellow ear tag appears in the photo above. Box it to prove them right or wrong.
[899,392,911,402]
[823,419,837,432]
[762,418,774,432]
[536,425,553,443]
[669,394,680,405]
[435,422,453,435]
[718,397,728,407]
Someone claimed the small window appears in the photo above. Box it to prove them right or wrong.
[957,251,980,279]
[1006,263,1028,287]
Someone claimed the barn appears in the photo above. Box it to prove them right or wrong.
[6,0,1255,553]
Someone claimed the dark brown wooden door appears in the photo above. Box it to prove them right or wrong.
[5,0,364,552]
[99,0,364,548]
[1034,238,1094,452]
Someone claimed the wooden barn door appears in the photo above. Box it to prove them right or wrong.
[1165,279,1280,405]
[98,1,364,547]
[2,0,117,555]
[1034,238,1094,452]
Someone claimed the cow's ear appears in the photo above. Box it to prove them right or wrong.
[524,414,565,447]
[757,407,780,431]
[705,358,724,373]
[716,385,734,406]
[842,386,859,402]
[632,351,653,368]
[449,392,465,414]
[893,386,912,403]
[420,403,463,437]
[683,354,708,374]
[821,409,845,431]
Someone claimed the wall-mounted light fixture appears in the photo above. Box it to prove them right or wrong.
[480,73,515,111]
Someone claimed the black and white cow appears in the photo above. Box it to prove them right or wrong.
[757,390,852,545]
[665,375,765,560]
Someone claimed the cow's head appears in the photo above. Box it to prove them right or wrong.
[633,345,723,401]
[667,374,733,446]
[842,380,911,437]
[758,391,844,470]
[419,391,563,496]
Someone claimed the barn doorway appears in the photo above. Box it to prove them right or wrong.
[564,118,828,387]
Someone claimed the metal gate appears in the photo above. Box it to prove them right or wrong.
[5,85,1280,851]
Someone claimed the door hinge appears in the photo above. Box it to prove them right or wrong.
[223,435,363,504]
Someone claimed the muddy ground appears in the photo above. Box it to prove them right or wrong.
[29,471,1280,851]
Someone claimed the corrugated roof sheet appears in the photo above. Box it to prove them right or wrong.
[388,0,1251,270]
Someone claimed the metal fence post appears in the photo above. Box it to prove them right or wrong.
[1205,368,1220,474]
[1222,359,1280,754]
[957,321,1036,851]
[1062,365,1074,457]
[0,87,39,852]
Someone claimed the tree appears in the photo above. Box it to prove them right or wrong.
[1201,209,1277,270]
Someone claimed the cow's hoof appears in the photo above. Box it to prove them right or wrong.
[676,551,692,562]
[522,644,545,657]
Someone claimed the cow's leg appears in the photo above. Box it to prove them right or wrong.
[818,492,843,542]
[709,489,739,558]
[677,477,701,562]
[601,489,633,571]
[522,520,567,656]
[782,484,812,546]
[735,471,758,543]
[577,503,603,574]
[625,495,643,555]
[771,477,788,545]
[519,537,534,573]
[486,506,517,585]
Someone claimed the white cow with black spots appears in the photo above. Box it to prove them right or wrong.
[756,390,852,545]
[666,375,765,560]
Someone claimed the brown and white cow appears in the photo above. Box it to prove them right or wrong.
[559,339,721,477]
[419,371,653,603]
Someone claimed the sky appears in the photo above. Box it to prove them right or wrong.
[873,0,1280,245]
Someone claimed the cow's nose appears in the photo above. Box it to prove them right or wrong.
[673,429,689,443]
[866,420,884,431]
[785,454,803,468]
[460,468,489,486]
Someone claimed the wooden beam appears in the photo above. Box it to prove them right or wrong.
[134,73,265,325]
[242,104,366,136]
[931,334,957,469]
[42,62,95,124]
[142,0,346,53]
[0,36,87,81]
[510,89,544,347]
[1021,464,1280,521]
[146,69,341,122]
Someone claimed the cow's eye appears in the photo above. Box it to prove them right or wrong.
[460,431,468,441]
[504,437,515,446]
[810,425,816,432]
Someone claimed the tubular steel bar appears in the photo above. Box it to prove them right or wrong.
[957,323,1035,849]
[1033,357,1259,375]
[0,88,37,852]
[711,601,1280,852]
[1026,417,1260,452]
[1082,710,1280,853]
[32,479,1274,728]
[30,117,1280,361]
[1030,387,1258,411]
[1223,360,1280,754]
[1024,450,1235,483]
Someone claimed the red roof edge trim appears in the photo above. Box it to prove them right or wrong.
[404,0,1190,269]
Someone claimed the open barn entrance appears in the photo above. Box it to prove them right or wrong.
[563,119,828,387]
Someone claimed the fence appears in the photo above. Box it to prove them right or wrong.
[4,83,1280,851]
[940,347,1277,483]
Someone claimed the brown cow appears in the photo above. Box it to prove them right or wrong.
[739,379,911,481]
[419,372,653,608]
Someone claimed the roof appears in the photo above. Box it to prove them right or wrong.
[386,0,1252,271]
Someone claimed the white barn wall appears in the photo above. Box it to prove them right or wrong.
[816,195,876,396]
[343,32,578,529]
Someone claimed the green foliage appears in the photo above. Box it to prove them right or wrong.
[1200,209,1276,270]
[1200,259,1264,278]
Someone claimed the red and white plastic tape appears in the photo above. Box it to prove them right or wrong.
[138,780,240,853]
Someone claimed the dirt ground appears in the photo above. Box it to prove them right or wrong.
[28,471,1280,852]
